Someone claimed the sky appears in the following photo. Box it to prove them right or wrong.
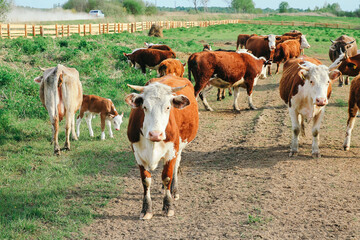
[13,0,356,12]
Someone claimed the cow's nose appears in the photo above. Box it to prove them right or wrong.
[316,98,327,106]
[149,131,163,142]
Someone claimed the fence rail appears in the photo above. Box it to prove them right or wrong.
[0,19,356,39]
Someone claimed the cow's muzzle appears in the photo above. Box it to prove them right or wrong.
[149,131,164,142]
[315,98,328,107]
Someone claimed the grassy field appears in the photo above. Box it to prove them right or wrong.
[0,19,359,239]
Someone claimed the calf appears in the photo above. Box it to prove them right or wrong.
[76,94,124,140]
[125,75,199,220]
[273,40,301,74]
[123,48,176,74]
[158,59,186,77]
[279,56,341,157]
[343,75,360,151]
[34,64,83,155]
[188,51,271,111]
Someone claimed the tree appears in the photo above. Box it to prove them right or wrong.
[201,0,209,12]
[191,0,199,13]
[279,1,289,13]
[231,0,254,13]
[0,0,12,21]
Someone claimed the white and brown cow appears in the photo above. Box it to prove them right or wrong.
[76,94,123,140]
[279,56,341,157]
[158,58,186,77]
[188,50,271,111]
[125,75,199,220]
[34,64,83,155]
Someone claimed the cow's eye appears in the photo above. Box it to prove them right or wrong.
[310,80,313,84]
[166,106,170,110]
[143,106,147,111]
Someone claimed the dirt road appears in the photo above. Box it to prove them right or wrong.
[84,69,360,239]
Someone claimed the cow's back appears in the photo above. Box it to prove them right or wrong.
[60,66,83,113]
[246,36,270,59]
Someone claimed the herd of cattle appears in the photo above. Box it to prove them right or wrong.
[33,30,360,219]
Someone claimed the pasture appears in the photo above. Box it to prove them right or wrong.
[0,21,360,239]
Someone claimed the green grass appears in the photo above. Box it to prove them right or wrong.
[0,17,357,238]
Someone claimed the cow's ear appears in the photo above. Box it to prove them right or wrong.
[298,69,308,81]
[108,114,115,119]
[329,70,341,82]
[347,62,357,70]
[276,37,281,41]
[34,76,42,84]
[125,93,143,108]
[172,95,190,109]
[183,62,186,67]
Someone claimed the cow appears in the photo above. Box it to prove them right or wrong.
[158,59,186,77]
[276,34,310,54]
[203,44,212,51]
[144,42,173,51]
[279,56,341,157]
[188,50,271,111]
[246,34,276,75]
[329,35,357,86]
[34,64,83,155]
[123,48,176,74]
[76,94,124,140]
[236,34,257,51]
[273,40,301,74]
[343,75,360,151]
[125,75,199,220]
[329,52,360,77]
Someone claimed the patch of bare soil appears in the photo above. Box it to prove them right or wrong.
[83,65,360,239]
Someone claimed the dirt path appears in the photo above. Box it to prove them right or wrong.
[83,70,360,239]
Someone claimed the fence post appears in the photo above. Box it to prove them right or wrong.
[67,25,70,37]
[107,23,109,33]
[24,24,27,38]
[89,24,92,35]
[55,24,58,37]
[83,24,85,36]
[103,24,105,34]
[40,25,44,37]
[32,25,35,37]
[99,23,101,34]
[62,25,64,37]
[78,24,80,35]
[0,24,2,38]
[7,23,10,38]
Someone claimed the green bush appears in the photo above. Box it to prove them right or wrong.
[123,0,144,15]
[145,4,157,15]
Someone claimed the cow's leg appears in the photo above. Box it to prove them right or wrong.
[85,113,94,137]
[267,64,272,76]
[139,165,153,220]
[71,115,78,140]
[141,65,146,75]
[64,113,72,151]
[217,88,221,101]
[275,63,280,74]
[52,118,60,155]
[343,97,358,151]
[338,75,344,87]
[233,86,241,111]
[100,113,106,140]
[199,85,214,111]
[221,89,225,99]
[245,83,256,110]
[171,147,185,201]
[345,76,349,85]
[228,87,232,96]
[76,113,83,138]
[106,119,113,138]
[248,93,257,110]
[162,157,177,217]
[289,108,301,156]
[311,110,325,158]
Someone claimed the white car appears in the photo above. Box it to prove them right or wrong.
[89,10,105,18]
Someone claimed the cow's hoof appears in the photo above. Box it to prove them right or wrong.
[140,212,153,220]
[249,106,257,110]
[289,151,298,157]
[54,150,61,156]
[206,108,214,112]
[217,98,221,101]
[165,209,174,217]
[222,96,225,99]
[343,145,350,151]
[312,152,321,158]
[64,147,70,151]
[174,193,180,201]
[338,83,343,87]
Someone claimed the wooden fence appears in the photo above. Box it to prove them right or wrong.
[0,19,356,39]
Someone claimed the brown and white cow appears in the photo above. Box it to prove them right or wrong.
[343,75,360,151]
[273,40,301,74]
[246,34,276,75]
[158,59,186,77]
[34,64,83,155]
[329,35,357,86]
[329,52,360,77]
[123,48,176,74]
[125,75,199,220]
[279,56,341,157]
[236,34,257,51]
[188,51,271,111]
[76,94,123,140]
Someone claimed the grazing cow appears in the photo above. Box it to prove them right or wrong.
[125,75,199,220]
[203,44,212,51]
[343,75,360,151]
[246,34,276,75]
[329,52,360,77]
[34,64,83,155]
[329,35,357,86]
[188,51,271,111]
[76,95,124,140]
[144,42,173,51]
[236,34,257,51]
[273,40,301,74]
[123,48,176,74]
[158,59,186,77]
[279,56,341,157]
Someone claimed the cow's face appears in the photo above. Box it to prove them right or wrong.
[338,58,359,76]
[110,112,123,131]
[260,59,271,79]
[125,83,190,142]
[123,53,134,67]
[300,35,310,49]
[267,34,276,50]
[299,64,341,106]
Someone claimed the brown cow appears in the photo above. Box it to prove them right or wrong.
[34,64,83,155]
[76,94,123,140]
[236,34,257,51]
[329,52,360,77]
[123,48,176,74]
[125,75,199,220]
[279,56,341,157]
[158,59,186,77]
[343,75,360,151]
[329,35,357,86]
[188,51,271,111]
[273,40,301,74]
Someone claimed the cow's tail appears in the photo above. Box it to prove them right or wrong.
[187,58,192,82]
